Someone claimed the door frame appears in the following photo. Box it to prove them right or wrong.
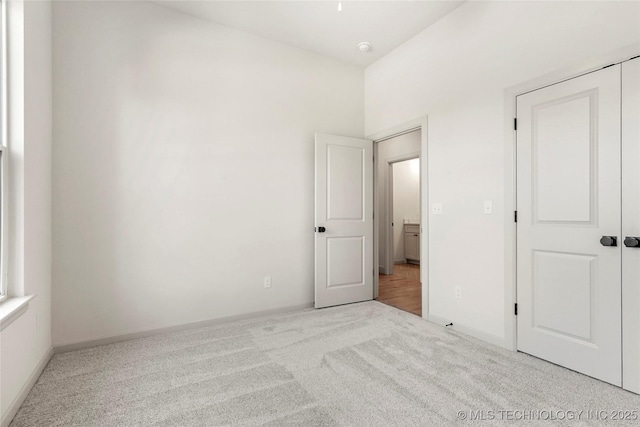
[504,47,639,351]
[367,116,429,318]
[386,154,421,274]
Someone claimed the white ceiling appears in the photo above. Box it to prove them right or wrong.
[153,1,465,67]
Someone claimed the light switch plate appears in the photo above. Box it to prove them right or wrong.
[432,203,443,215]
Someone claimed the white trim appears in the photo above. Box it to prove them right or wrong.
[384,152,421,164]
[386,152,420,275]
[0,0,7,301]
[374,127,420,143]
[54,303,313,353]
[367,116,425,142]
[0,0,6,147]
[503,47,640,352]
[0,346,53,427]
[0,144,7,301]
[6,0,24,298]
[367,116,428,320]
[0,293,33,331]
[386,161,393,275]
[373,140,381,292]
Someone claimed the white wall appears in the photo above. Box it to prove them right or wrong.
[392,159,420,262]
[1,0,52,423]
[376,130,420,273]
[52,1,364,346]
[365,0,640,345]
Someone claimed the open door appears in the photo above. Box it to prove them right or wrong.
[314,133,373,308]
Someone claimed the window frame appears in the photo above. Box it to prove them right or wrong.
[0,0,8,302]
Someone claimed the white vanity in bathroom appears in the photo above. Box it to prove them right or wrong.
[403,222,420,264]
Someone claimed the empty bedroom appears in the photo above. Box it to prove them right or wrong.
[1,0,639,425]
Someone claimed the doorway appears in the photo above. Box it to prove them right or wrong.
[374,131,422,316]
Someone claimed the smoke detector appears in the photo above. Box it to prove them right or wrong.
[357,42,371,52]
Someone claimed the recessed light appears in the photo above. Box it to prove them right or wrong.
[358,42,371,52]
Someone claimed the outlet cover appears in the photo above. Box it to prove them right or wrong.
[264,276,272,288]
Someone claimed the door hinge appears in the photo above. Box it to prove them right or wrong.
[514,303,518,316]
[514,211,518,222]
[513,118,517,130]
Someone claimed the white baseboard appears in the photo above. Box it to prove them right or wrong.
[1,346,53,427]
[427,313,508,349]
[54,303,314,354]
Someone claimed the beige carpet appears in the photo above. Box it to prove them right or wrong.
[11,301,640,426]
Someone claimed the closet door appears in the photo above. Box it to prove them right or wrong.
[516,65,622,386]
[622,57,640,394]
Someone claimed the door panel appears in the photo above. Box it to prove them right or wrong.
[327,237,364,288]
[517,65,622,386]
[315,133,373,308]
[327,145,365,220]
[622,57,640,394]
[532,251,595,342]
[534,92,595,223]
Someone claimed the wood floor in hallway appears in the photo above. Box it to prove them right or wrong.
[377,263,421,316]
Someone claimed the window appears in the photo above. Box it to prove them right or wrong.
[0,0,7,302]
[0,148,5,301]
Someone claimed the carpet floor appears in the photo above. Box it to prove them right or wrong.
[11,301,640,426]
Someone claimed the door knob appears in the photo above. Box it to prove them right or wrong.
[600,236,617,247]
[315,226,326,233]
[624,236,640,248]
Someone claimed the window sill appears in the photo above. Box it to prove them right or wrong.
[0,295,35,332]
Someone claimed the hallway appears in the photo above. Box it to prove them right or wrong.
[377,263,421,316]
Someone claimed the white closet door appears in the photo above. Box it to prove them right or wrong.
[622,57,640,394]
[516,65,622,386]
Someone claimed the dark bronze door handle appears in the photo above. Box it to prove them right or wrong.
[600,236,617,247]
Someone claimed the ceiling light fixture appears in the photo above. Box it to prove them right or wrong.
[358,42,371,52]
[338,0,342,12]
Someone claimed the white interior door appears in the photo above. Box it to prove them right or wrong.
[516,65,622,386]
[315,133,373,308]
[622,57,640,394]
